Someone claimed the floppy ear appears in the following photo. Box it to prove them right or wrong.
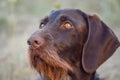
[82,14,120,74]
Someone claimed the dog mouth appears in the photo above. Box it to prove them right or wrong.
[34,54,44,63]
[29,46,73,71]
[33,54,45,68]
[28,45,75,80]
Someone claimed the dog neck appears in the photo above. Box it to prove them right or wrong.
[68,64,97,80]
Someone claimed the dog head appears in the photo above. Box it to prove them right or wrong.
[27,9,120,80]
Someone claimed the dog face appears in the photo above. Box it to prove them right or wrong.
[27,9,120,80]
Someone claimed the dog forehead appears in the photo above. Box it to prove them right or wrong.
[49,9,80,20]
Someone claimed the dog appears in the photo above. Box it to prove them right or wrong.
[27,9,120,80]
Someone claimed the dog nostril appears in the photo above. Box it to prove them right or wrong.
[27,40,31,45]
[34,40,40,45]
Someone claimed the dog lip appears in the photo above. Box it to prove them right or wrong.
[34,54,44,62]
[29,45,36,49]
[30,45,39,49]
[34,54,39,58]
[34,55,40,60]
[29,45,43,50]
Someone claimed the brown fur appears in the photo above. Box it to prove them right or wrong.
[27,9,120,80]
[29,46,72,80]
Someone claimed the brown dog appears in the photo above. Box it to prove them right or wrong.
[27,9,120,80]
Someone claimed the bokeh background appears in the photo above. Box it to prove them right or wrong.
[0,0,120,80]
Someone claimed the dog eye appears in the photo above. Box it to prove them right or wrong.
[39,23,45,29]
[60,22,73,30]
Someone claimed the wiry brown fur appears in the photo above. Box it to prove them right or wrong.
[27,9,120,80]
[28,45,73,80]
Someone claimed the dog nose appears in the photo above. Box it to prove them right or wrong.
[27,35,45,48]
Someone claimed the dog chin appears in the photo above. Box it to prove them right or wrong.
[29,46,73,71]
[28,45,74,80]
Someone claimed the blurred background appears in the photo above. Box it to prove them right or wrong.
[0,0,120,80]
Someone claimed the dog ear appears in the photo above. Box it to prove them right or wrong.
[82,14,120,74]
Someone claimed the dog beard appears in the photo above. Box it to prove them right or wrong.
[28,45,73,80]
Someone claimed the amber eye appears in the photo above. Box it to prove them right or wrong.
[60,22,73,30]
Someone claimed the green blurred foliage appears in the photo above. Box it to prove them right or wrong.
[0,0,120,80]
[0,0,120,34]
